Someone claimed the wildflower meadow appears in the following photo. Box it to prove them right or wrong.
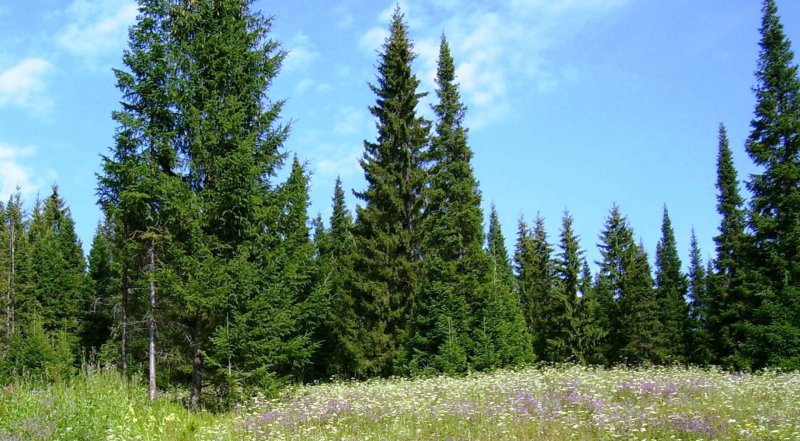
[1,365,798,440]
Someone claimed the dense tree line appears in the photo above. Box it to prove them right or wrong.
[0,0,798,407]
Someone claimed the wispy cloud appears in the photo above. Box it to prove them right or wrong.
[56,0,138,63]
[358,0,633,128]
[0,143,46,198]
[282,33,331,94]
[0,58,53,112]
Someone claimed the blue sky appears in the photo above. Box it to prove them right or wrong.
[1,0,799,270]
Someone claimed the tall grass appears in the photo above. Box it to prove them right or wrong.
[1,365,798,440]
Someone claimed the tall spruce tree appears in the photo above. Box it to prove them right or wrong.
[410,36,484,374]
[574,259,606,364]
[653,206,690,363]
[742,0,800,369]
[709,123,748,367]
[350,8,430,377]
[170,0,298,402]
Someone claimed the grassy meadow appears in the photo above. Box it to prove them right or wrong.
[1,365,798,440]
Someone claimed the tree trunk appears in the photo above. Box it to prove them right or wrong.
[191,316,202,410]
[121,266,129,378]
[6,222,14,339]
[148,240,157,401]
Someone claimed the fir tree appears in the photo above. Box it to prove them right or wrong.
[574,260,606,364]
[742,0,800,369]
[653,206,690,363]
[350,8,430,377]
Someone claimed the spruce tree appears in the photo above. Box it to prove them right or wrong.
[315,177,358,378]
[553,211,581,362]
[25,187,88,355]
[475,206,532,369]
[687,230,713,365]
[350,8,430,377]
[709,123,748,367]
[743,0,800,369]
[514,215,553,359]
[596,205,659,364]
[574,260,606,364]
[653,206,690,363]
[410,36,484,374]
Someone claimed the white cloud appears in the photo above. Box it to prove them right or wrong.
[0,143,43,198]
[0,58,53,111]
[358,0,632,128]
[283,33,319,73]
[315,144,363,178]
[359,27,389,54]
[334,106,369,135]
[57,0,138,62]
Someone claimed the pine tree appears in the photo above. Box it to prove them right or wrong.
[350,8,430,377]
[653,206,690,363]
[742,0,800,369]
[709,123,748,367]
[410,36,484,374]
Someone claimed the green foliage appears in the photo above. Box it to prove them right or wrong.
[742,0,800,369]
[596,206,660,365]
[687,230,714,365]
[350,8,430,377]
[472,208,533,370]
[653,207,690,363]
[410,36,484,375]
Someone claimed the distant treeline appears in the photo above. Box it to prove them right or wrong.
[0,0,798,408]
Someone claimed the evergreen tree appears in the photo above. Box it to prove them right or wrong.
[553,211,581,362]
[409,36,484,374]
[24,187,88,356]
[84,219,118,361]
[514,215,552,359]
[350,8,430,377]
[687,230,713,364]
[742,0,800,369]
[653,206,690,363]
[169,0,296,402]
[315,177,358,378]
[574,260,606,364]
[709,123,748,367]
[619,241,660,364]
[596,205,659,364]
[475,206,532,369]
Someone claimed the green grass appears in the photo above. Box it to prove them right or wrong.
[1,366,799,440]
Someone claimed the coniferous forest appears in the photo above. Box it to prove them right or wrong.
[1,0,799,411]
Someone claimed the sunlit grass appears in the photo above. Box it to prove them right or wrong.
[1,365,798,440]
